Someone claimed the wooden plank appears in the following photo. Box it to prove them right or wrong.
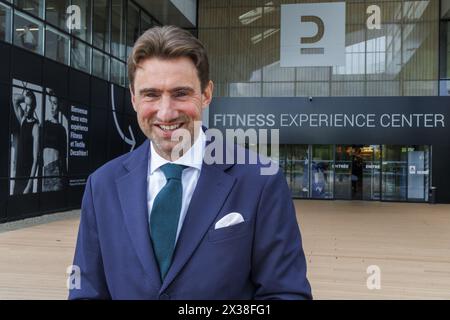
[0,200,449,299]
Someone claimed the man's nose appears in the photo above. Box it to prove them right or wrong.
[156,95,178,122]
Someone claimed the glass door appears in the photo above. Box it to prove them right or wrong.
[285,145,309,198]
[334,145,352,199]
[360,145,381,200]
[407,145,430,202]
[382,145,408,201]
[311,145,334,199]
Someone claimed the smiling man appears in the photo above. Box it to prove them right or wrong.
[68,26,312,300]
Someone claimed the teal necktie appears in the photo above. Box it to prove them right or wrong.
[150,163,186,281]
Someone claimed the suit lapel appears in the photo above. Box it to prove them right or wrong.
[160,160,236,293]
[116,140,162,289]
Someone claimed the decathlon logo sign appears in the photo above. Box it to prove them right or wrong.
[280,2,345,67]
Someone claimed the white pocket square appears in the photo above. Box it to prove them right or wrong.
[214,212,245,230]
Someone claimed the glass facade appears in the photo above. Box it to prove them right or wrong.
[0,0,161,86]
[111,0,126,61]
[441,0,450,94]
[13,9,43,54]
[45,0,69,30]
[93,0,109,53]
[45,25,69,65]
[199,0,439,97]
[126,1,139,58]
[0,2,12,43]
[14,0,44,19]
[279,144,430,202]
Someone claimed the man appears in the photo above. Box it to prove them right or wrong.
[69,26,312,300]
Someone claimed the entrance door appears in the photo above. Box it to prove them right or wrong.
[351,145,364,200]
[361,145,381,200]
[335,145,352,199]
[335,145,381,200]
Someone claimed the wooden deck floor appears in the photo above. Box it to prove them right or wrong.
[0,200,449,299]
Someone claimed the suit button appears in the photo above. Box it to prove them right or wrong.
[159,293,170,300]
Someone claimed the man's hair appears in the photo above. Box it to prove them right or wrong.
[128,25,209,93]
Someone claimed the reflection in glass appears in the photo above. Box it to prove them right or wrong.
[288,145,309,198]
[442,21,450,79]
[311,145,334,199]
[229,83,261,97]
[14,0,44,18]
[334,145,352,199]
[0,3,12,43]
[198,1,439,98]
[407,145,429,202]
[93,0,110,52]
[361,145,381,200]
[278,145,288,184]
[70,0,91,43]
[439,80,450,96]
[92,48,109,80]
[45,0,70,30]
[111,57,125,86]
[382,145,407,201]
[442,0,450,18]
[141,11,153,34]
[127,2,140,57]
[45,26,69,65]
[111,0,126,60]
[71,37,91,73]
[13,11,43,54]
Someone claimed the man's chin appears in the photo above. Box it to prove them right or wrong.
[151,140,176,156]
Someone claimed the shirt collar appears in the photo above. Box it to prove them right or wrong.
[149,128,206,175]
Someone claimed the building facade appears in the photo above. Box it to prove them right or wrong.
[199,0,450,204]
[0,0,196,222]
[1,0,449,223]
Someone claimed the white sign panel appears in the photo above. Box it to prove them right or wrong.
[280,2,346,67]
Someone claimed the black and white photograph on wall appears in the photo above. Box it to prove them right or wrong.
[42,88,68,192]
[9,79,43,195]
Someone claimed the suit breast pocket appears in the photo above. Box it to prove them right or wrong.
[208,221,252,243]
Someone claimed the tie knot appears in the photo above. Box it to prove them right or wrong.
[160,163,186,181]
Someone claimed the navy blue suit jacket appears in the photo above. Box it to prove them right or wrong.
[68,138,312,299]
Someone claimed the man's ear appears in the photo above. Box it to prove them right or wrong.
[129,85,137,112]
[201,80,214,110]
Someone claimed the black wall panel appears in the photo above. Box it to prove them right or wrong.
[123,114,146,154]
[124,90,134,116]
[107,110,125,161]
[68,176,87,208]
[69,69,90,105]
[7,181,40,220]
[0,178,7,221]
[12,47,43,85]
[432,144,450,203]
[0,84,10,178]
[0,42,11,85]
[40,187,68,213]
[43,60,69,99]
[89,107,108,172]
[91,77,109,109]
[111,84,124,114]
[0,41,143,222]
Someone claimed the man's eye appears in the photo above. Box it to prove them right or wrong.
[174,91,188,98]
[144,93,158,98]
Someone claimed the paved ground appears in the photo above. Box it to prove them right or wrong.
[0,200,449,299]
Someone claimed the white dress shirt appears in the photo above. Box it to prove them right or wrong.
[147,129,206,243]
